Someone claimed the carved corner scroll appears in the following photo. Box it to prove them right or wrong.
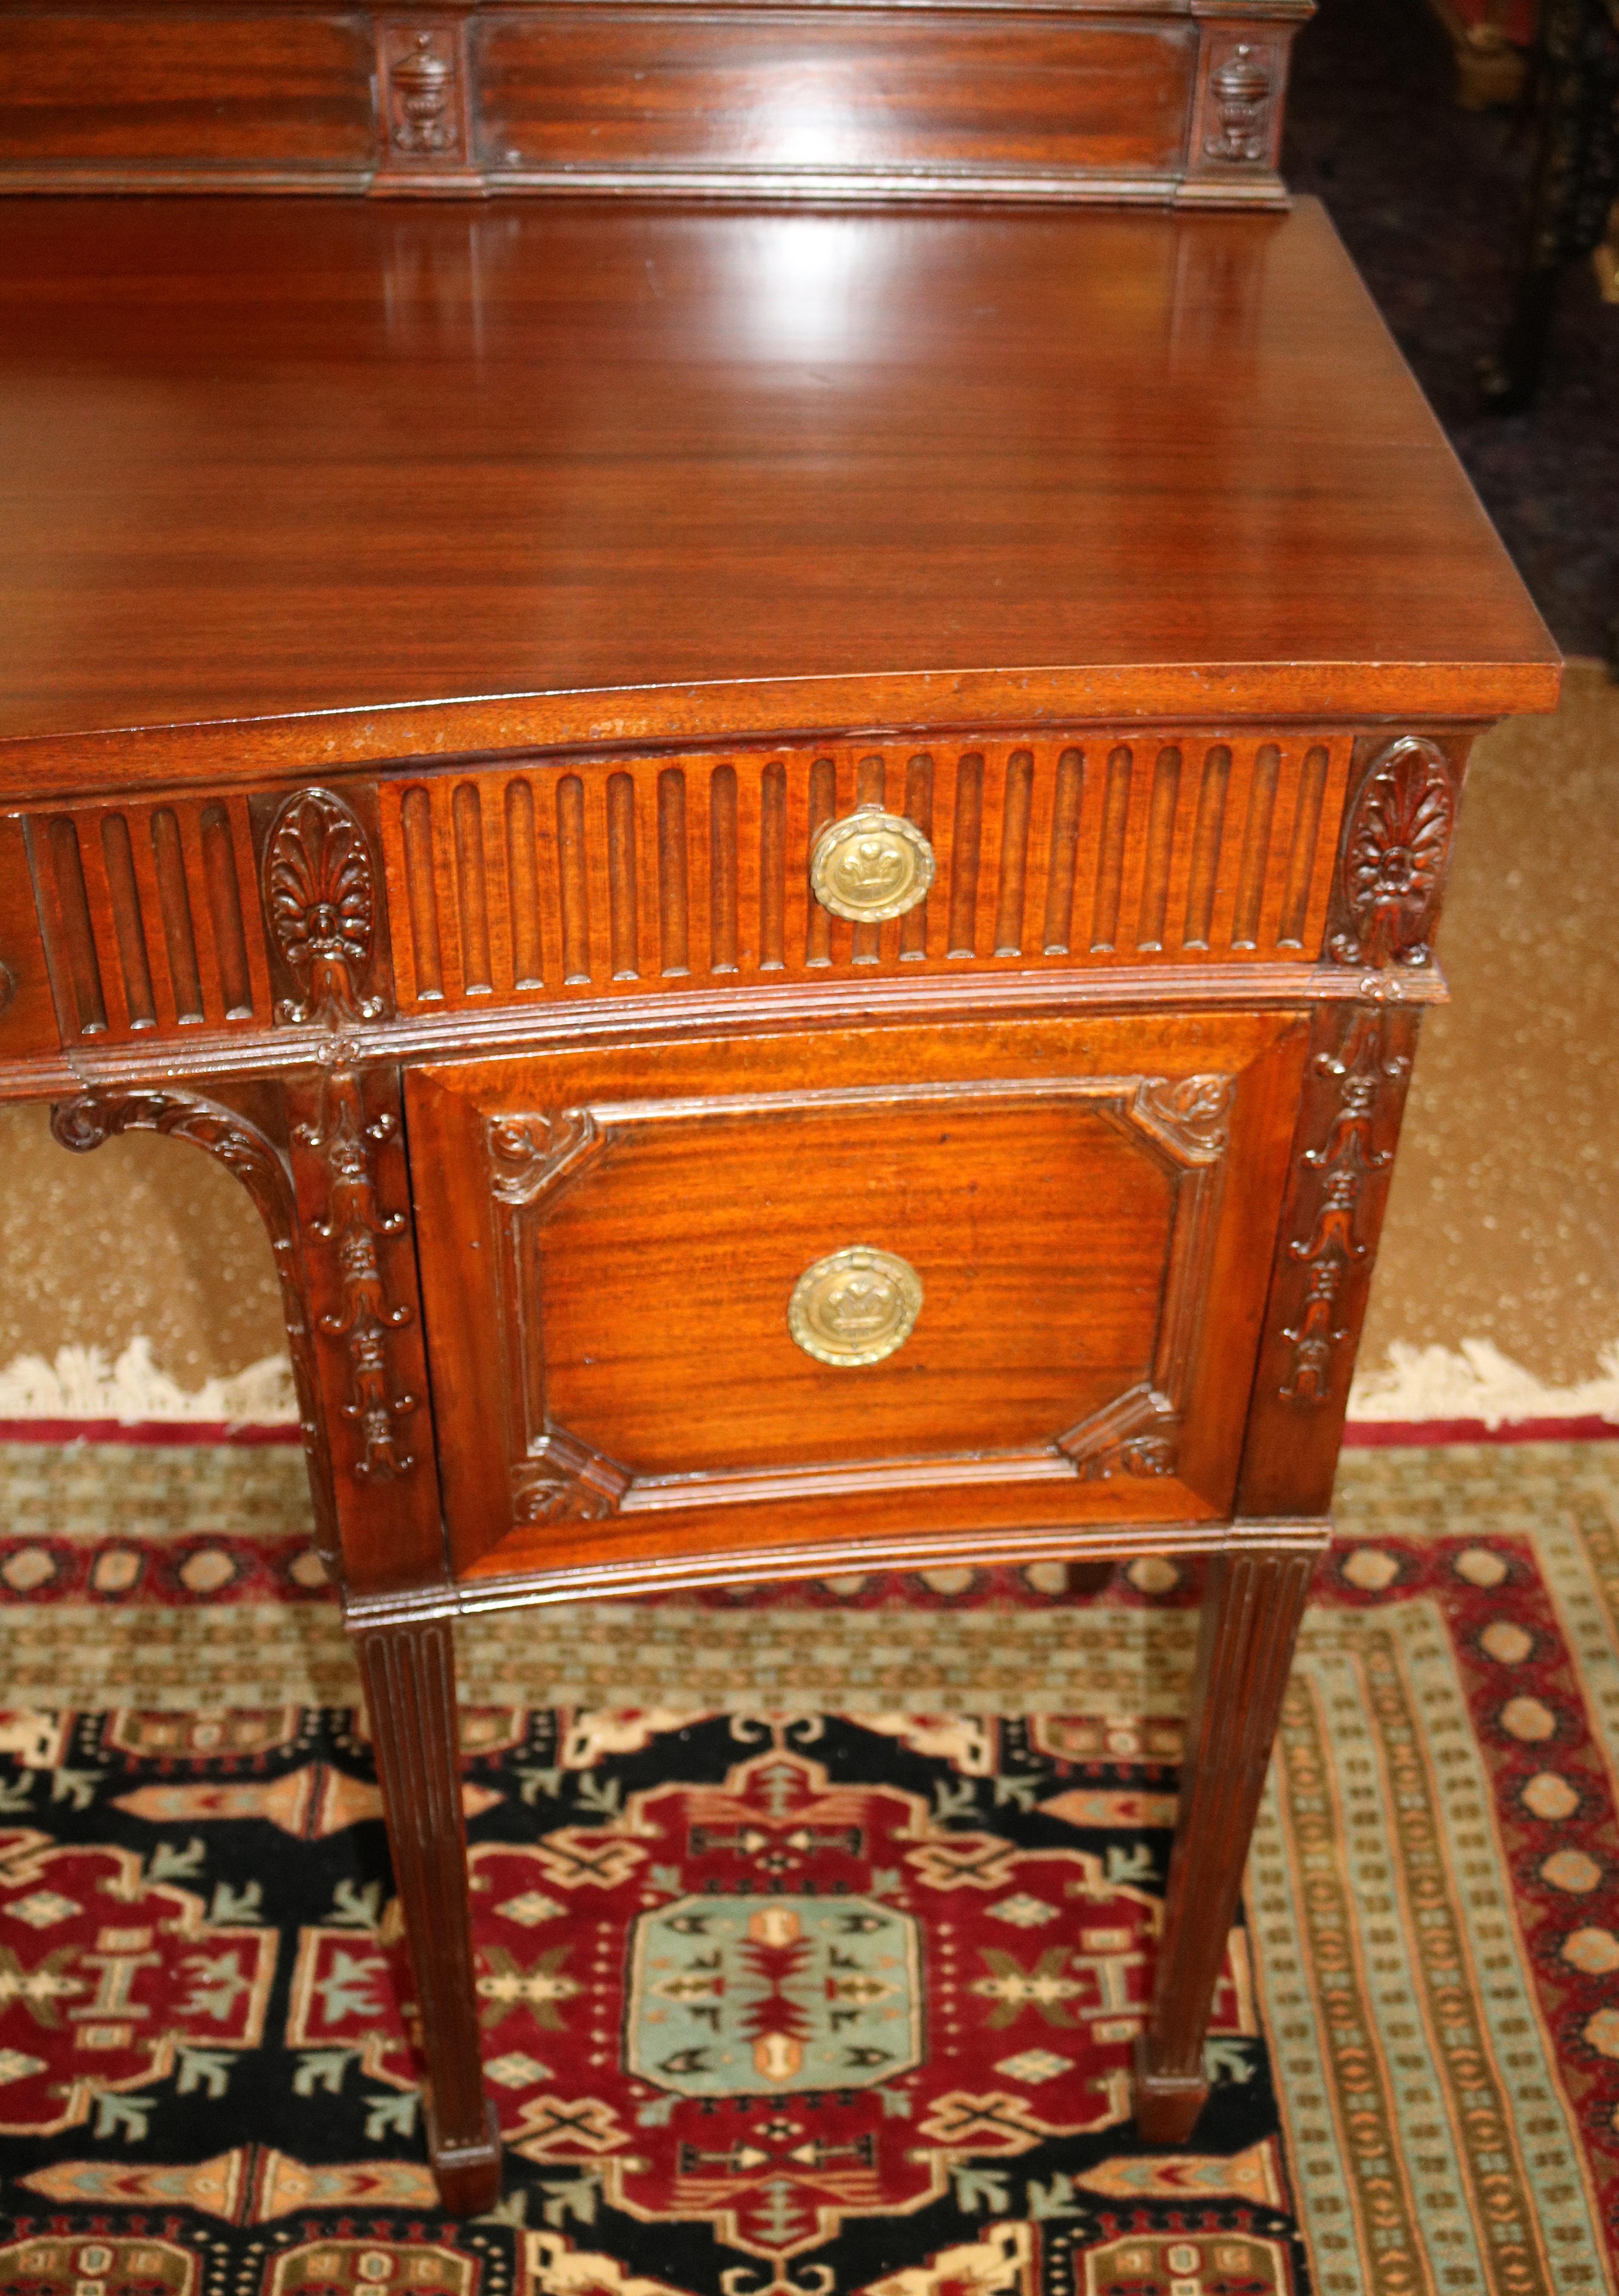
[295,1069,418,1479]
[1280,1011,1411,1405]
[1058,1383,1180,1481]
[1329,736,1456,973]
[49,1086,341,1576]
[262,788,388,1028]
[514,1429,633,1526]
[488,1109,603,1207]
[1128,1074,1234,1163]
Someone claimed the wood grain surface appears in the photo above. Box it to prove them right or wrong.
[0,195,1557,792]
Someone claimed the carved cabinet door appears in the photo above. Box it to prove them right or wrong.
[405,1009,1309,1586]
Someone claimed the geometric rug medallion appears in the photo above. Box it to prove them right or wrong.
[1,1439,1617,2296]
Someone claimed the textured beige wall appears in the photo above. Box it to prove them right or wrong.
[0,1104,287,1381]
[1359,662,1619,1385]
[3,665,1616,1392]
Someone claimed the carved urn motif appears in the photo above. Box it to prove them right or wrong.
[1205,43,1272,164]
[390,33,456,155]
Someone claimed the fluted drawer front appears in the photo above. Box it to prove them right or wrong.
[379,733,1351,1011]
[27,794,271,1043]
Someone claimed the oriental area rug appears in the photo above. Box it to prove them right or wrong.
[0,1440,1616,2296]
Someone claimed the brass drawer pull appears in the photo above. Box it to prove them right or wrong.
[788,1245,923,1367]
[810,806,935,922]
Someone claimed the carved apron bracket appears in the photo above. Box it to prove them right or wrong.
[50,1084,342,1575]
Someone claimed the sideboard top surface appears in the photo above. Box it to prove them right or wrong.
[0,193,1557,793]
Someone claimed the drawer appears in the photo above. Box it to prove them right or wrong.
[381,733,1354,1012]
[409,1009,1308,1584]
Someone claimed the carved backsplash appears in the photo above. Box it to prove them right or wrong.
[0,3,1308,206]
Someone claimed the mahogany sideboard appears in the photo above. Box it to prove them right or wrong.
[0,189,1559,2212]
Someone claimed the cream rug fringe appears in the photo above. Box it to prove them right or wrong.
[1,1333,1616,1433]
[0,1337,298,1424]
[1345,1336,1619,1427]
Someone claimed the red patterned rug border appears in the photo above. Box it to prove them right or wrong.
[0,1418,303,1446]
[1341,1414,1619,1447]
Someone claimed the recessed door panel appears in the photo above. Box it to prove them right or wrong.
[406,1009,1308,1580]
[516,1084,1178,1472]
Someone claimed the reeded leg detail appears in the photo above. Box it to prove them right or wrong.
[353,1615,502,2215]
[1135,1546,1314,2144]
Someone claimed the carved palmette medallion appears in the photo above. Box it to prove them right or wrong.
[263,788,383,1026]
[1330,736,1455,970]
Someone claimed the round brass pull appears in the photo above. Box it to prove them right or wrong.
[810,806,935,923]
[788,1245,923,1368]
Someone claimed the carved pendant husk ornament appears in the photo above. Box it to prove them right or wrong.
[295,1069,419,1479]
[1280,1010,1411,1405]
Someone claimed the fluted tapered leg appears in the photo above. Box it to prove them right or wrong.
[353,1615,501,2214]
[1135,1546,1314,2143]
